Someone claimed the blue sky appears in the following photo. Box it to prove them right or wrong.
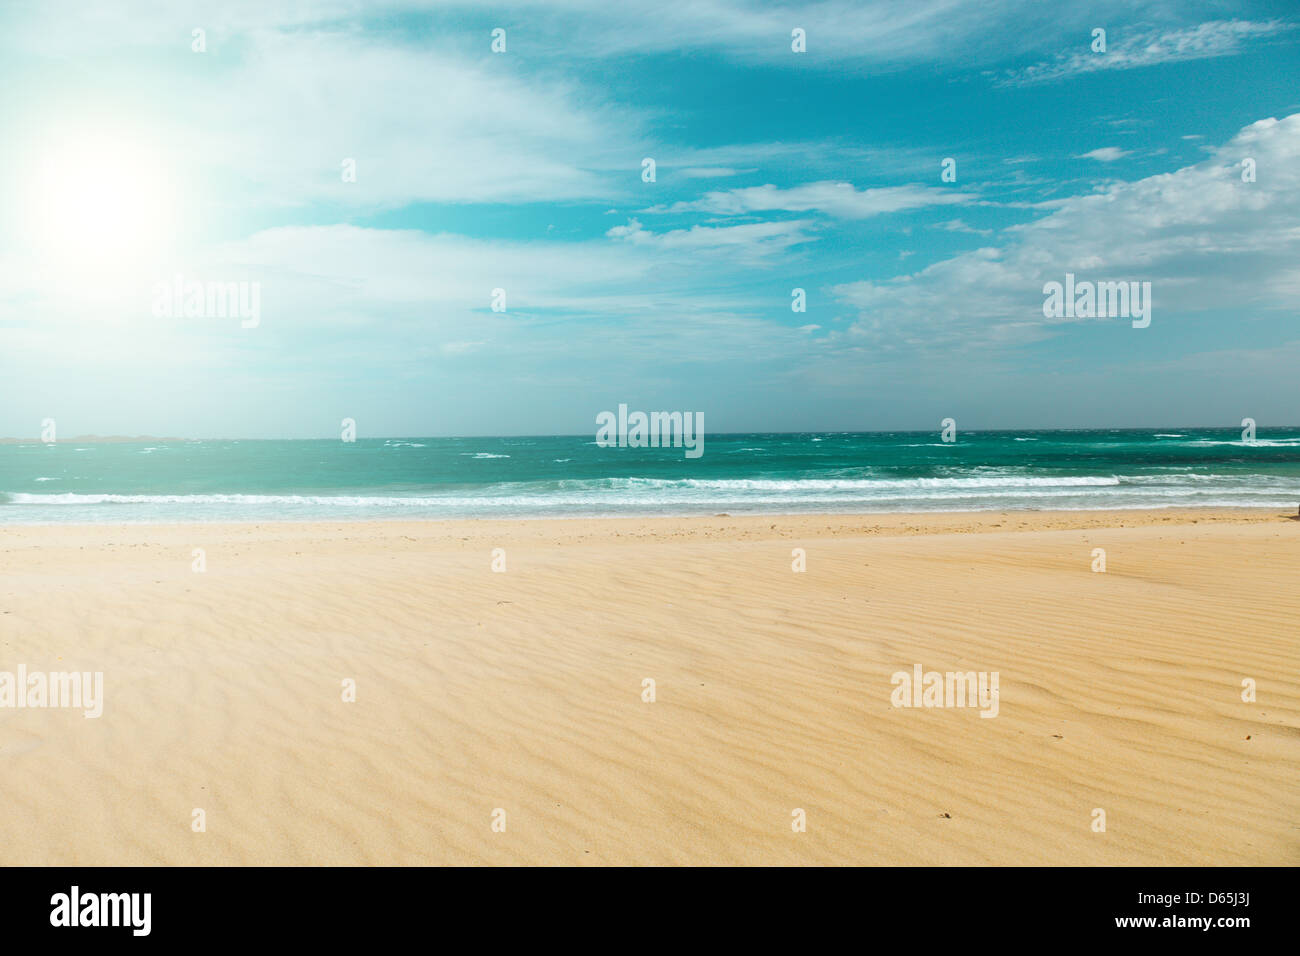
[1,0,1298,437]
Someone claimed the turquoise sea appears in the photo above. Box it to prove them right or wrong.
[3,428,1300,523]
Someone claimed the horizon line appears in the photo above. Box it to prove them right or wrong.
[1,424,1294,443]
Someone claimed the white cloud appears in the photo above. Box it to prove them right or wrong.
[648,181,974,219]
[465,0,1153,68]
[198,31,640,208]
[0,217,820,370]
[832,114,1300,349]
[999,19,1294,85]
[1,0,1208,75]
[605,217,817,260]
[1077,147,1130,162]
[0,12,646,213]
[678,168,745,179]
[934,219,992,235]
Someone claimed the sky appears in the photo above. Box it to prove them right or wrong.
[1,0,1298,438]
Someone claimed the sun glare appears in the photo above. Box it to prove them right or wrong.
[26,130,176,272]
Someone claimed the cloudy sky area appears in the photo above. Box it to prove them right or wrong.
[1,0,1298,437]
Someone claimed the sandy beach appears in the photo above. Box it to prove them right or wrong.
[0,509,1296,866]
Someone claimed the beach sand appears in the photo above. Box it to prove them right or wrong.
[0,509,1296,865]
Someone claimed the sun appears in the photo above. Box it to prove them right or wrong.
[25,128,176,272]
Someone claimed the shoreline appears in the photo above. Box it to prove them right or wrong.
[0,505,1293,536]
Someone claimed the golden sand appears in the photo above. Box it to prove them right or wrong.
[1,509,1296,865]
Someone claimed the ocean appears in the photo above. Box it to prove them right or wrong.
[3,429,1300,524]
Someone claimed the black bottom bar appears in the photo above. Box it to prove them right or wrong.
[0,866,1282,943]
